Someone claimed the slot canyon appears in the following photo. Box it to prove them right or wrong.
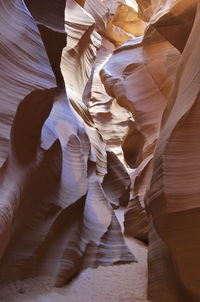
[0,0,199,301]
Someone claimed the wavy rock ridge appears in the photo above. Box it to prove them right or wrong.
[100,0,200,300]
[0,0,137,288]
[1,0,200,301]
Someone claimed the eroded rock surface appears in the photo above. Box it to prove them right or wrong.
[101,24,180,243]
[1,0,200,301]
[101,0,200,300]
[0,0,137,287]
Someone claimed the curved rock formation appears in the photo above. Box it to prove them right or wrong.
[100,1,200,299]
[146,1,200,300]
[0,0,137,287]
[1,0,200,300]
[100,26,180,242]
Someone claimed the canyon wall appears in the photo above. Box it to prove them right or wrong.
[0,0,136,287]
[100,0,200,300]
[1,0,200,301]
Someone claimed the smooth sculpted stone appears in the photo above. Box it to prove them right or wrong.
[100,31,180,242]
[0,0,55,167]
[103,3,147,46]
[146,1,200,300]
[1,0,199,301]
[0,0,137,287]
[101,0,199,299]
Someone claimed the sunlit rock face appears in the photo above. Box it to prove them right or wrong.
[100,0,200,300]
[100,11,180,243]
[111,0,199,300]
[1,0,200,300]
[103,3,147,46]
[87,2,147,164]
[0,0,137,287]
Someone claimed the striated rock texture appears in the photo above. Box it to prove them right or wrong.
[1,0,200,300]
[100,0,200,300]
[0,0,137,287]
[101,17,180,242]
[145,0,200,301]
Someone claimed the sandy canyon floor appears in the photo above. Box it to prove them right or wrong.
[0,209,148,302]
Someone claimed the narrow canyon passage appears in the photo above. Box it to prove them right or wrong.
[0,0,200,301]
[0,209,148,302]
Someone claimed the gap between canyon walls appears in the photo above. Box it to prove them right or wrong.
[0,0,199,301]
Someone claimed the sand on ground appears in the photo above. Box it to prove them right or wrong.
[0,208,148,302]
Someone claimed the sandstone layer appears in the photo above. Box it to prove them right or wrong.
[100,0,200,300]
[1,0,200,301]
[0,0,137,287]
